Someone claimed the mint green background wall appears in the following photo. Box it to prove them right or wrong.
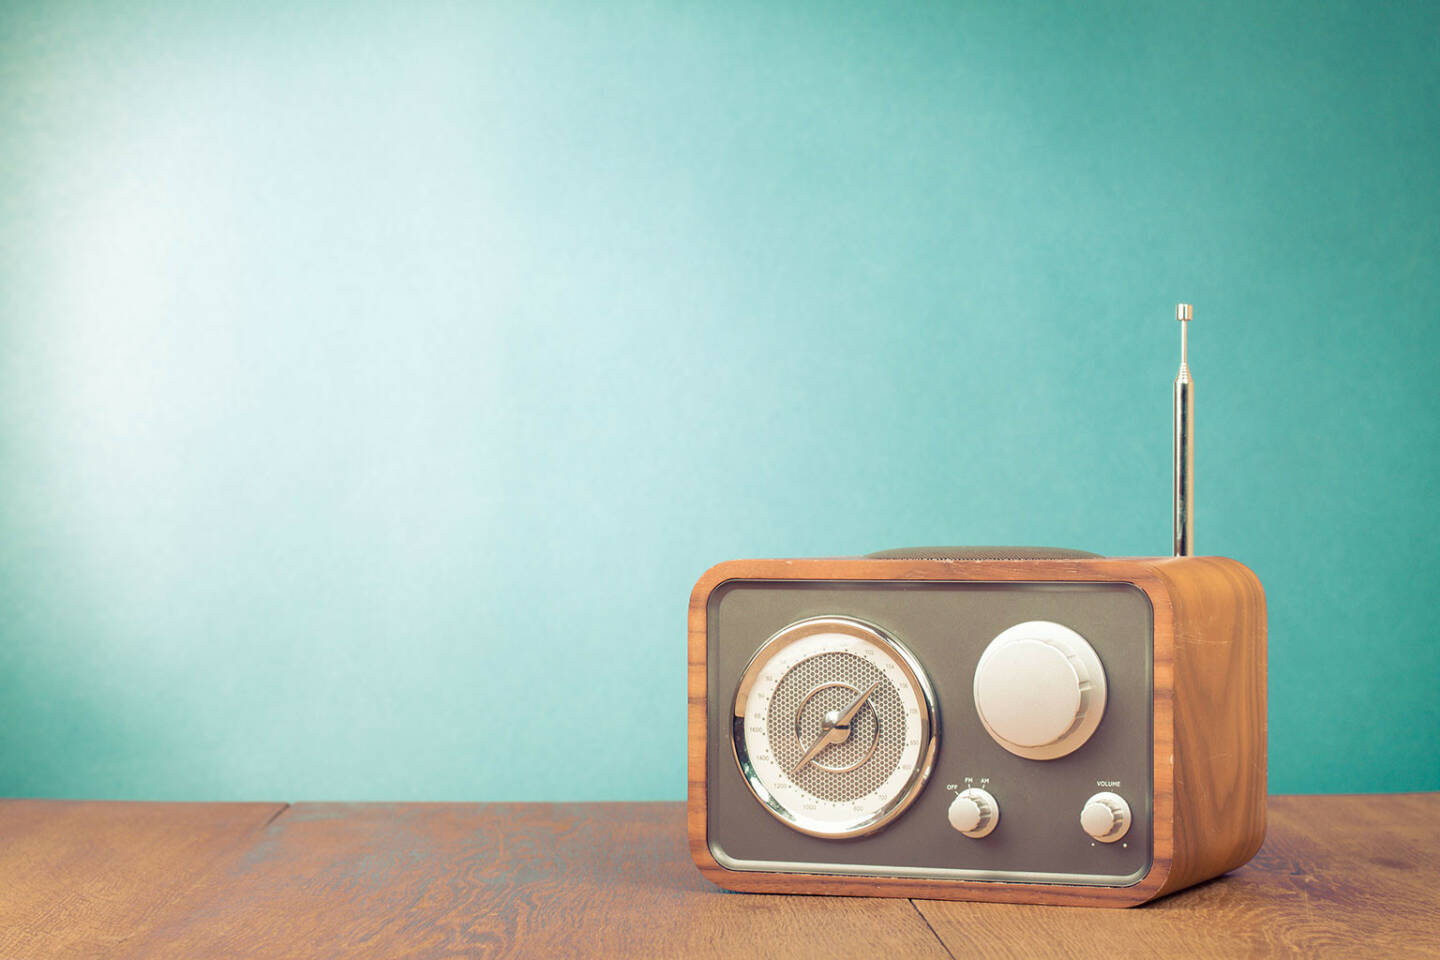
[2,1,1436,801]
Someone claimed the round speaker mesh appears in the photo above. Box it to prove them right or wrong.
[766,652,908,803]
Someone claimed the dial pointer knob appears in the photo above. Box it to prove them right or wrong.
[973,621,1107,760]
[789,680,880,776]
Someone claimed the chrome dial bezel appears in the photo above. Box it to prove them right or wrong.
[730,616,940,839]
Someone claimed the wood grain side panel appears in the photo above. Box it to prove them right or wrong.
[0,800,286,959]
[686,556,1181,906]
[1154,556,1268,897]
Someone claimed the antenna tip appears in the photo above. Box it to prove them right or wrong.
[1176,303,1193,322]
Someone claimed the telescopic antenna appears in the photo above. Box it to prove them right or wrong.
[1173,303,1194,557]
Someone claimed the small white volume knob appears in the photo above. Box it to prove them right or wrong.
[972,621,1108,760]
[947,788,999,838]
[1080,792,1132,842]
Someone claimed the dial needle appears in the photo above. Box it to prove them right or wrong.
[790,680,881,777]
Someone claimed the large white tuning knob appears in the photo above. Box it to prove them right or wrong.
[947,788,999,838]
[1081,792,1132,842]
[972,621,1107,760]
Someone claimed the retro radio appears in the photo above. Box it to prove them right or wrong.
[687,305,1266,906]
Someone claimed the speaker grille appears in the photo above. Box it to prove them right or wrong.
[766,652,908,804]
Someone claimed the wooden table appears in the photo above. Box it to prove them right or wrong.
[2,795,1435,958]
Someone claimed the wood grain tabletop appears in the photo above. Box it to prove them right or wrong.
[1,795,1435,959]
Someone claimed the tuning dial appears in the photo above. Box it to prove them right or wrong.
[1080,792,1132,843]
[972,621,1107,760]
[947,788,999,838]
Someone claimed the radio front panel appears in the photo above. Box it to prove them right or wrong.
[706,579,1154,886]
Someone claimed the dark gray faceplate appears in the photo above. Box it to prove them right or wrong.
[707,580,1154,885]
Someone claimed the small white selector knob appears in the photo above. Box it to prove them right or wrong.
[1080,791,1132,843]
[947,788,999,838]
[972,621,1108,760]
